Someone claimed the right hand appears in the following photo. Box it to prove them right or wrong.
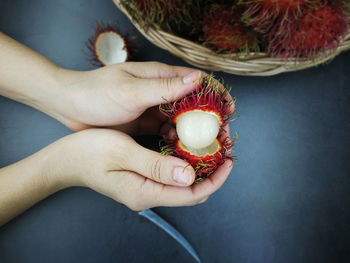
[46,129,232,211]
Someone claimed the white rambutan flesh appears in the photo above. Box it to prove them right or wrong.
[176,110,220,150]
[95,32,127,65]
[179,139,220,157]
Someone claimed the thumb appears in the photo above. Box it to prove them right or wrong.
[134,71,202,107]
[122,141,196,186]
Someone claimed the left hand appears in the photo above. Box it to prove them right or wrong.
[47,62,204,133]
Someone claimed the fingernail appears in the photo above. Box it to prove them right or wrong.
[183,72,200,84]
[173,167,193,185]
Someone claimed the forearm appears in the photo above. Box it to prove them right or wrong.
[0,143,71,226]
[0,32,65,116]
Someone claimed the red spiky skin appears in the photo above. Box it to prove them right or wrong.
[169,137,235,180]
[160,76,234,128]
[268,3,349,58]
[202,4,260,53]
[239,0,311,33]
[133,0,180,18]
[160,75,237,181]
[86,22,135,67]
[126,0,197,32]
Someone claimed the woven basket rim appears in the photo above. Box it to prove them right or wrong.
[113,0,350,76]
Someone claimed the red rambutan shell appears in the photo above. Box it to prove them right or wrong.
[160,75,237,181]
[202,4,260,53]
[171,137,235,180]
[268,3,349,58]
[86,22,135,67]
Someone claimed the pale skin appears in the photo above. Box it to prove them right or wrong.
[0,33,235,226]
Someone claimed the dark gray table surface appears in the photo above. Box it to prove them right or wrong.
[1,0,350,262]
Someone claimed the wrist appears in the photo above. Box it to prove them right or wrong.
[0,33,61,110]
[34,143,70,192]
[0,134,76,225]
[29,66,71,121]
[41,134,88,189]
[38,68,92,131]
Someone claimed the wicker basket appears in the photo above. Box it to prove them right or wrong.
[113,0,350,76]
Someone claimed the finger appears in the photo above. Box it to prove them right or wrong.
[123,141,196,186]
[98,170,204,211]
[121,61,207,79]
[211,77,235,113]
[102,145,232,210]
[219,124,230,139]
[102,170,194,211]
[148,160,233,207]
[218,124,232,156]
[133,71,204,107]
[224,92,236,113]
[191,160,233,198]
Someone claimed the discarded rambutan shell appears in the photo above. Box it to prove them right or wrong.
[160,75,237,181]
[268,3,349,58]
[86,22,134,66]
[202,4,260,53]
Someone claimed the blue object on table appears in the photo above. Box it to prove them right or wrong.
[139,209,201,263]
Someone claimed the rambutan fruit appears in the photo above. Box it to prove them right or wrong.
[239,0,314,33]
[123,0,199,34]
[86,22,134,66]
[201,4,261,53]
[160,75,237,181]
[268,2,349,58]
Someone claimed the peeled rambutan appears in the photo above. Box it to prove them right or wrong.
[202,4,260,53]
[239,0,313,33]
[268,3,349,58]
[160,75,237,181]
[86,22,135,66]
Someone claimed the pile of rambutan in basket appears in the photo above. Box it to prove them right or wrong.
[113,0,350,76]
